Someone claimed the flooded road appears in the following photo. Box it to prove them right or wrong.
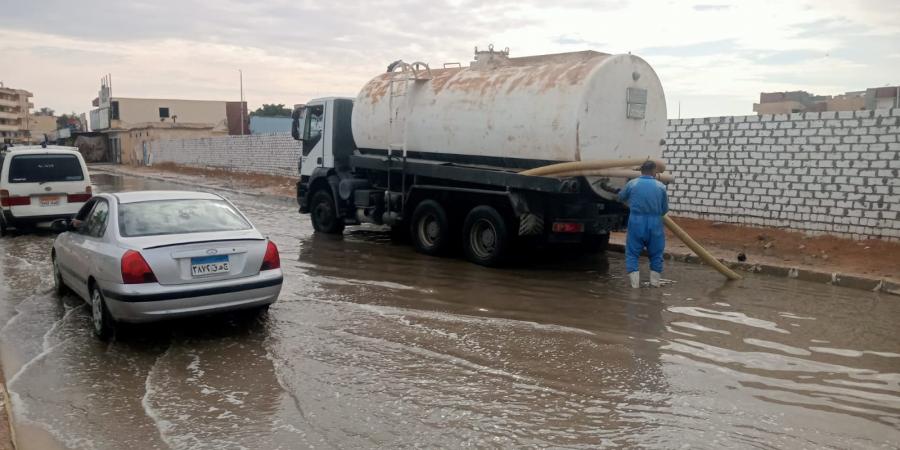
[1,172,898,449]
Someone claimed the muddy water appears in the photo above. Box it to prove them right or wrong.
[0,172,898,449]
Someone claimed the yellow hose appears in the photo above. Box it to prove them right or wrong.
[520,157,667,176]
[520,158,742,281]
[546,168,675,184]
[663,215,742,280]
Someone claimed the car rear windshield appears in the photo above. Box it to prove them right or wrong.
[118,199,252,237]
[8,154,85,183]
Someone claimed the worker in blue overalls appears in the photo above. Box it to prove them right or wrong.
[618,160,668,288]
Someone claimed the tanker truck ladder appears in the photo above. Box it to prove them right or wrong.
[385,61,434,219]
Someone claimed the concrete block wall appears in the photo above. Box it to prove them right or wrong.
[151,134,299,177]
[663,108,900,240]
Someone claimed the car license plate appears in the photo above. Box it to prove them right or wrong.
[40,196,60,207]
[190,255,230,276]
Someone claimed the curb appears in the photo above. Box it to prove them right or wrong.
[89,166,296,205]
[608,242,899,296]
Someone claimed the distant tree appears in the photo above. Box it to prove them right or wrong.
[56,113,83,131]
[35,107,55,116]
[250,103,291,117]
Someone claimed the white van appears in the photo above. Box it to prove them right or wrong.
[0,146,92,235]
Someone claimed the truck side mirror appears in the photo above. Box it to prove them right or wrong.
[291,106,305,141]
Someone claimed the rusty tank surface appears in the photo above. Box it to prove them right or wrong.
[351,46,667,168]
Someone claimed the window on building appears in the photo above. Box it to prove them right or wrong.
[111,101,120,120]
[159,107,170,119]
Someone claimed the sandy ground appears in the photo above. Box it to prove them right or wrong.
[0,379,14,450]
[99,164,900,284]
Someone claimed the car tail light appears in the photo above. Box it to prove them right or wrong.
[0,190,30,207]
[260,240,281,271]
[121,250,158,284]
[552,222,585,233]
[67,192,92,203]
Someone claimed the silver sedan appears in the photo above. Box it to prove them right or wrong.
[51,191,283,339]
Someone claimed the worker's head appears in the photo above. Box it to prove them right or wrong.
[640,160,657,176]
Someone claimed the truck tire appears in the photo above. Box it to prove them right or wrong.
[462,206,511,267]
[410,200,451,256]
[310,189,345,234]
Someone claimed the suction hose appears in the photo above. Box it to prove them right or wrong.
[519,158,742,281]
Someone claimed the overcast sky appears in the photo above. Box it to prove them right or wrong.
[2,0,898,118]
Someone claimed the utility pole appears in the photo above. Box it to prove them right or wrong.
[239,69,245,135]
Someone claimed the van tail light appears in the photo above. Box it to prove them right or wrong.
[0,190,31,207]
[67,193,92,203]
[260,240,281,271]
[552,222,585,233]
[121,250,158,284]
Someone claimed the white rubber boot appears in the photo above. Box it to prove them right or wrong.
[650,271,661,287]
[629,272,640,289]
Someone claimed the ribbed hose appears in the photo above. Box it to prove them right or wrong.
[519,158,742,281]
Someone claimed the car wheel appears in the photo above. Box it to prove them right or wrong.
[90,287,115,341]
[310,189,345,234]
[462,205,511,267]
[0,217,7,237]
[52,255,68,296]
[410,200,452,256]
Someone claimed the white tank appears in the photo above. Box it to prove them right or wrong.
[352,47,667,168]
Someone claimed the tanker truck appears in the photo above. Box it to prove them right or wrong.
[291,46,667,266]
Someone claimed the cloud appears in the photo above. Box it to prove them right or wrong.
[1,0,898,118]
[693,4,730,11]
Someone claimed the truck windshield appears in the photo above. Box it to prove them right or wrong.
[118,199,252,237]
[8,154,85,183]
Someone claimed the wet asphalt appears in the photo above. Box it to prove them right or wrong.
[0,172,898,449]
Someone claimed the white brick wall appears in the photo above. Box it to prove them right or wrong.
[151,134,299,177]
[664,108,900,240]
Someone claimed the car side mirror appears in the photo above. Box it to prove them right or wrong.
[291,106,305,141]
[69,219,84,232]
[50,219,70,233]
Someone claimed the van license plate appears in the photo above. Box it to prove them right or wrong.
[40,196,60,207]
[191,255,230,276]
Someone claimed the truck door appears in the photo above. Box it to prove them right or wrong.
[299,102,327,178]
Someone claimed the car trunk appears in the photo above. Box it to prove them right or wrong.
[128,230,267,286]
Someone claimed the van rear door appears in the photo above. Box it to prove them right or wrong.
[4,152,92,219]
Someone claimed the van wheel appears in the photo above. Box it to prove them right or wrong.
[463,206,511,267]
[90,287,115,341]
[310,189,344,234]
[411,200,451,256]
[0,219,6,237]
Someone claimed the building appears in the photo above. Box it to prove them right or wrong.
[89,77,248,164]
[27,115,58,142]
[0,85,34,144]
[753,86,899,115]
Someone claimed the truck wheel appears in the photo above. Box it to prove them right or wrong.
[411,200,451,256]
[584,233,610,253]
[310,189,345,234]
[463,206,510,267]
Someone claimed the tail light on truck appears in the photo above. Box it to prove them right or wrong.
[552,222,585,233]
[260,241,281,271]
[121,250,158,284]
[0,190,31,207]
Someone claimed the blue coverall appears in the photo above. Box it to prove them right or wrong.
[617,175,669,274]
